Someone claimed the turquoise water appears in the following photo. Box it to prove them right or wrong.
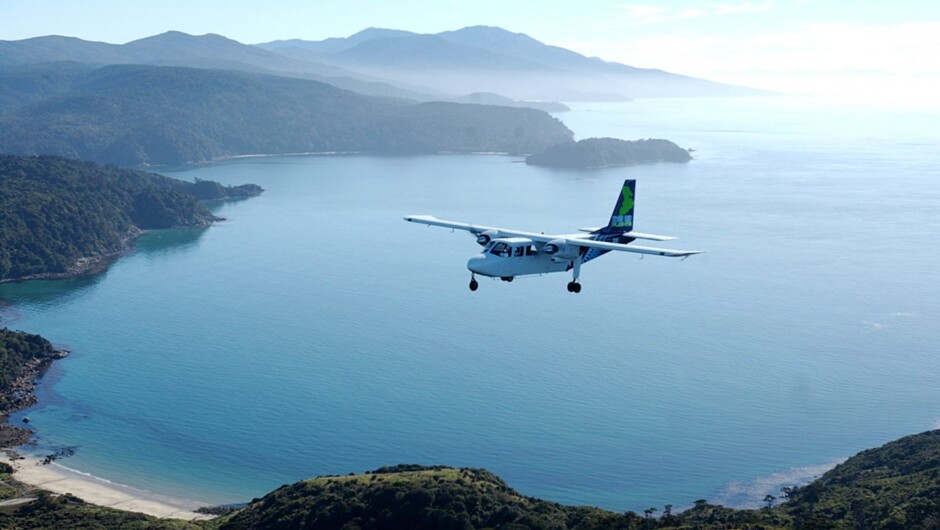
[2,97,940,511]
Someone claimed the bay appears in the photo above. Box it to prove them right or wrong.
[2,96,939,510]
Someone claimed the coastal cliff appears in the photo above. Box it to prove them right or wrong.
[0,329,67,447]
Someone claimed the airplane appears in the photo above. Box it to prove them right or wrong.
[404,180,701,293]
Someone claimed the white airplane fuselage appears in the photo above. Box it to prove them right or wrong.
[467,238,574,279]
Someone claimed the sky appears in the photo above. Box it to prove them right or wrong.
[3,0,939,104]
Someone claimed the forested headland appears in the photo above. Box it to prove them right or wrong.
[0,155,261,281]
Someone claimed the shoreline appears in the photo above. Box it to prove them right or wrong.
[0,452,214,521]
[0,228,143,285]
[0,324,215,521]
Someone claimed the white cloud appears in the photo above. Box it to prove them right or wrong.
[612,2,772,26]
[580,19,940,104]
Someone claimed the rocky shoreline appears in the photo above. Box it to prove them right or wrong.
[0,227,145,285]
[0,347,69,448]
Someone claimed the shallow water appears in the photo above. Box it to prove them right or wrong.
[3,96,939,511]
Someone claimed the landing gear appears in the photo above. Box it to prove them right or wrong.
[469,274,478,292]
[500,276,514,282]
[567,256,583,293]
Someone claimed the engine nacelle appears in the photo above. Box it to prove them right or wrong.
[476,230,499,246]
[542,239,580,259]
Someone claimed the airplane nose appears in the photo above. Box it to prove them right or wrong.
[467,255,486,273]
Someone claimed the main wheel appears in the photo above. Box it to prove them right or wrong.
[500,276,514,282]
[566,282,575,292]
[573,283,582,293]
[469,279,479,291]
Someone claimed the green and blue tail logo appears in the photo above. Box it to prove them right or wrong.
[600,180,635,234]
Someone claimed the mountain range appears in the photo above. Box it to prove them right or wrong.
[0,26,757,166]
[2,26,762,102]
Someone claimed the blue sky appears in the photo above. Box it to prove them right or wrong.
[3,1,938,102]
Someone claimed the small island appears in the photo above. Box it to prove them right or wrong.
[526,137,692,169]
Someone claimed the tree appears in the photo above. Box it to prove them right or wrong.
[763,494,776,510]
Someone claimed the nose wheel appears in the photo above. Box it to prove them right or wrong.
[566,281,581,293]
[469,274,479,291]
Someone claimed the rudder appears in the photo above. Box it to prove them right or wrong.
[599,179,635,235]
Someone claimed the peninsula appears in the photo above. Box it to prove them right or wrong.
[0,155,263,283]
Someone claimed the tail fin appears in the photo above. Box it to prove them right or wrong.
[599,180,635,235]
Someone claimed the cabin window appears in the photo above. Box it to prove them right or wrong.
[513,246,525,257]
[490,243,510,257]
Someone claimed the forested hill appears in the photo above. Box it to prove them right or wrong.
[3,430,940,527]
[0,64,573,166]
[781,429,940,528]
[214,430,940,529]
[0,155,261,281]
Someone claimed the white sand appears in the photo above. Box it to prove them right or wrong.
[0,453,216,521]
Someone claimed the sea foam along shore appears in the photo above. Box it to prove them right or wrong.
[0,453,214,521]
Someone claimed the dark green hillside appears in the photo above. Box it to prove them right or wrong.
[215,465,641,530]
[0,65,573,166]
[782,430,940,529]
[526,138,692,169]
[0,492,198,529]
[376,102,572,155]
[2,430,940,527]
[0,329,58,406]
[0,62,92,114]
[0,155,259,281]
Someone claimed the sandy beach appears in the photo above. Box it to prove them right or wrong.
[0,453,215,521]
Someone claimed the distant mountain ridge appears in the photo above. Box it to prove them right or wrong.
[2,26,762,102]
[0,32,436,100]
[257,25,762,100]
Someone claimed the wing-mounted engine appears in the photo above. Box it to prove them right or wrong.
[476,229,499,246]
[542,239,580,260]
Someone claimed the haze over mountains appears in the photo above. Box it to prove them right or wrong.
[261,26,758,100]
[2,26,760,102]
[0,25,759,166]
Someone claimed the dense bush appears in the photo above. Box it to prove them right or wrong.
[0,155,260,279]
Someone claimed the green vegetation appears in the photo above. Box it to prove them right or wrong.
[0,64,573,166]
[781,430,940,529]
[0,430,938,528]
[0,155,261,281]
[0,491,200,529]
[0,329,57,406]
[526,138,692,169]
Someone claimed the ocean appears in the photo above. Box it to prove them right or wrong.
[2,96,939,511]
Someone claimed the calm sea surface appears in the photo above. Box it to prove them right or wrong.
[2,97,939,511]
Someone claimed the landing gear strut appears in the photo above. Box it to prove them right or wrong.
[469,274,478,292]
[567,256,583,293]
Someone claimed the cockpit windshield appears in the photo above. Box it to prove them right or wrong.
[489,242,511,257]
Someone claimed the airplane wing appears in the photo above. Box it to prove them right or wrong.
[403,215,700,257]
[404,215,577,241]
[563,238,702,257]
[577,227,676,241]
